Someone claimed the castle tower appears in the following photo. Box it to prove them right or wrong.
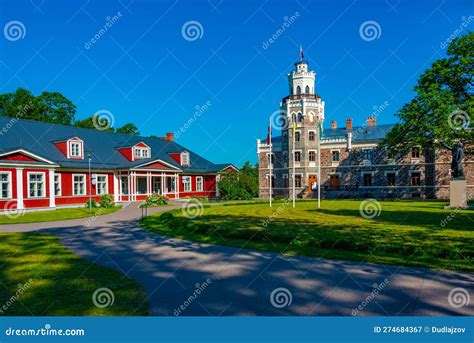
[280,56,325,198]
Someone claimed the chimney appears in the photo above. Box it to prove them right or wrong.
[331,120,337,129]
[166,132,174,142]
[366,116,376,127]
[346,118,353,131]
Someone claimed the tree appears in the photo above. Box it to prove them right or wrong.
[73,116,114,132]
[217,162,258,200]
[383,32,473,156]
[116,123,140,135]
[0,88,75,125]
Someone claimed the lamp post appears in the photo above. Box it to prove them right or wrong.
[88,151,92,213]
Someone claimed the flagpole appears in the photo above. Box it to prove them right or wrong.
[269,117,272,208]
[292,122,296,208]
[317,116,321,209]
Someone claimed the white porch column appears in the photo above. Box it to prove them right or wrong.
[161,172,165,195]
[48,169,55,208]
[175,173,179,199]
[147,171,151,195]
[16,168,24,210]
[113,172,119,203]
[216,174,221,197]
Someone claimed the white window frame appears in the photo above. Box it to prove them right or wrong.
[308,130,316,142]
[27,172,46,198]
[95,174,108,195]
[68,140,83,159]
[181,152,190,166]
[182,176,192,192]
[196,176,203,192]
[120,175,129,195]
[134,147,150,159]
[0,171,12,199]
[54,173,62,196]
[72,174,86,196]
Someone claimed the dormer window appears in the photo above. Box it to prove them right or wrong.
[181,151,190,166]
[134,147,150,159]
[64,138,84,159]
[70,142,82,157]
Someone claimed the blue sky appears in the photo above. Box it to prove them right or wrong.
[0,0,472,166]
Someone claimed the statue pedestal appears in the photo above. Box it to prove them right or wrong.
[446,179,469,209]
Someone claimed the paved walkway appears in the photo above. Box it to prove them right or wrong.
[1,203,473,316]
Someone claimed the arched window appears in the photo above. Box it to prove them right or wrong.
[305,85,310,94]
[292,113,297,123]
[298,113,303,123]
[296,86,301,95]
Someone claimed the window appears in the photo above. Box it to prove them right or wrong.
[386,172,396,186]
[166,176,176,193]
[298,113,303,123]
[183,176,191,192]
[294,151,301,162]
[330,174,340,190]
[134,147,150,159]
[28,173,45,198]
[96,175,108,195]
[309,151,316,162]
[411,172,421,186]
[296,86,301,95]
[121,176,129,195]
[54,174,61,196]
[362,148,373,161]
[363,173,372,187]
[181,152,190,166]
[295,175,302,188]
[267,153,274,165]
[411,147,420,159]
[73,174,86,196]
[0,172,11,199]
[332,150,340,162]
[309,131,315,141]
[196,176,203,192]
[284,175,289,188]
[295,132,300,142]
[305,85,310,94]
[69,141,82,158]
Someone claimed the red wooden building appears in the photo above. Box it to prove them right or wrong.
[0,117,237,213]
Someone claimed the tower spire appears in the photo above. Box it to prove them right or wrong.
[299,45,304,61]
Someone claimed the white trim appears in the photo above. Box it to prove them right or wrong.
[0,171,13,200]
[68,140,83,159]
[72,173,87,196]
[132,158,182,171]
[196,176,203,192]
[54,173,62,196]
[180,151,190,166]
[95,174,108,195]
[15,169,23,209]
[113,173,119,202]
[182,175,192,192]
[49,169,55,208]
[27,171,46,198]
[0,149,57,165]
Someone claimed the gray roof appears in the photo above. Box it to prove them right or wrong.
[0,116,234,173]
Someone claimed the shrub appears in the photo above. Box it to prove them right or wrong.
[99,194,114,208]
[143,193,169,207]
[160,212,174,222]
[85,199,97,208]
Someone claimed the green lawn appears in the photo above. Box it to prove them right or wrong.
[0,206,121,225]
[0,233,149,315]
[141,200,474,272]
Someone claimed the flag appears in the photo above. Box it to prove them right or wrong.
[266,125,272,145]
[300,45,304,61]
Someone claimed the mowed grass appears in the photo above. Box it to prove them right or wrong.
[0,233,149,315]
[0,206,121,225]
[141,200,474,272]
